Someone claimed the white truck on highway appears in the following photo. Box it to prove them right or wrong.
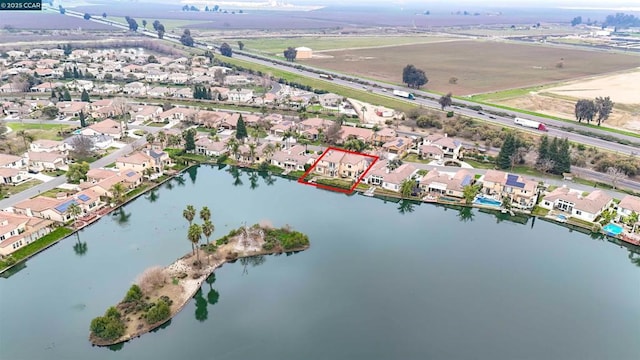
[514,117,548,131]
[392,90,415,100]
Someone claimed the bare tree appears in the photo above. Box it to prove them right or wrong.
[69,135,95,160]
[136,266,168,294]
[606,167,627,189]
[536,158,555,174]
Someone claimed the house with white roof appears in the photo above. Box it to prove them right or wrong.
[540,187,613,222]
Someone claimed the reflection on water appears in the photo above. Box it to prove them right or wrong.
[73,241,88,256]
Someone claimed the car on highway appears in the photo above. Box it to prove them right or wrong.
[489,115,496,119]
[381,88,387,92]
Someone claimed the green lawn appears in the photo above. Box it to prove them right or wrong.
[0,227,73,271]
[38,188,67,198]
[463,159,496,170]
[222,36,455,55]
[2,179,43,196]
[7,123,73,141]
[403,153,432,164]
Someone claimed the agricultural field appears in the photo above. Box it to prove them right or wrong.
[304,40,640,96]
[0,12,113,30]
[103,17,203,32]
[479,70,640,131]
[218,36,459,55]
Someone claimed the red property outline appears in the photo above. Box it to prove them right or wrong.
[297,147,379,194]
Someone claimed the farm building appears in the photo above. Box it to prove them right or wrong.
[295,47,313,59]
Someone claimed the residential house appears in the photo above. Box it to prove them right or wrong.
[420,145,445,161]
[616,195,640,219]
[364,160,418,192]
[224,75,251,86]
[131,105,162,122]
[30,82,63,92]
[219,113,241,130]
[86,168,119,183]
[81,119,123,139]
[373,128,397,145]
[30,139,69,154]
[0,154,27,169]
[157,107,197,123]
[145,70,169,83]
[168,73,189,84]
[270,121,296,137]
[338,126,374,144]
[90,98,114,111]
[424,134,463,159]
[12,189,103,223]
[0,168,28,185]
[480,170,538,209]
[227,89,254,103]
[123,82,147,95]
[65,134,113,152]
[116,152,153,173]
[27,151,67,171]
[318,93,343,108]
[382,137,413,159]
[146,149,172,173]
[174,88,193,99]
[0,212,54,257]
[540,187,613,222]
[94,83,122,94]
[314,149,372,180]
[147,86,175,97]
[84,171,142,198]
[419,169,473,198]
[56,101,89,117]
[298,117,333,140]
[271,145,315,171]
[211,87,229,100]
[195,138,229,157]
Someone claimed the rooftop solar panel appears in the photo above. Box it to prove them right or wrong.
[77,194,90,202]
[55,200,76,213]
[505,174,525,188]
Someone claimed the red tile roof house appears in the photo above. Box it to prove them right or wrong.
[269,121,296,137]
[382,137,414,159]
[82,171,143,198]
[195,137,229,157]
[157,107,197,123]
[29,139,70,154]
[419,169,473,198]
[419,145,445,161]
[0,153,28,169]
[0,167,29,185]
[616,195,640,219]
[194,110,226,128]
[364,160,418,192]
[337,126,374,144]
[540,187,613,223]
[0,212,54,257]
[12,189,104,223]
[81,119,124,139]
[373,128,397,145]
[86,168,119,183]
[297,117,333,140]
[480,170,538,209]
[314,149,372,181]
[56,101,90,117]
[270,145,316,171]
[27,151,68,171]
[423,134,463,159]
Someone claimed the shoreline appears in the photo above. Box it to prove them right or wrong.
[89,223,310,346]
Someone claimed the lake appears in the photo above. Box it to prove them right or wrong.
[1,165,638,360]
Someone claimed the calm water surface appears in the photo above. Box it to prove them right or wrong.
[1,165,638,360]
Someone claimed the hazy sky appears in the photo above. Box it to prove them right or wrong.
[288,0,640,7]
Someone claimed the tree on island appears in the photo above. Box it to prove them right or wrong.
[200,206,211,223]
[438,92,453,110]
[188,223,202,264]
[235,114,247,140]
[402,64,428,89]
[202,220,214,246]
[220,43,233,57]
[284,47,297,62]
[183,205,196,226]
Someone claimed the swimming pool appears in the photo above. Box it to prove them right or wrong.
[603,223,624,236]
[474,195,502,207]
[556,214,568,222]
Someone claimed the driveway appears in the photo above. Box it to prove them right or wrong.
[29,173,54,182]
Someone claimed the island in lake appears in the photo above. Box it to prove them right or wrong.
[89,223,310,346]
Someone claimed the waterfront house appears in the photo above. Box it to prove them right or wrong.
[314,150,372,180]
[116,152,153,173]
[86,168,119,183]
[0,212,53,257]
[270,145,315,171]
[419,169,473,198]
[540,187,613,223]
[364,160,418,192]
[617,195,640,219]
[85,171,143,199]
[480,170,538,209]
[195,138,228,157]
[11,189,102,223]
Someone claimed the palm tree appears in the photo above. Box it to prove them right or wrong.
[183,205,196,226]
[188,223,202,263]
[202,220,214,245]
[156,131,167,148]
[200,206,211,223]
[360,106,367,123]
[226,137,240,160]
[263,143,276,160]
[110,183,126,204]
[400,179,414,198]
[67,203,82,239]
[248,142,257,164]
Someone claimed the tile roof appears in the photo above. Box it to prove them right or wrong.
[618,195,640,213]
